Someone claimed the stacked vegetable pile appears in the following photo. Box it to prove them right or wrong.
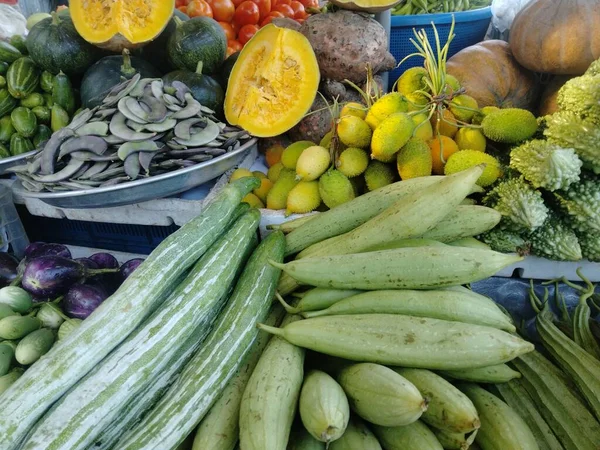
[0,41,78,158]
[0,244,142,394]
[391,0,492,15]
[12,74,251,193]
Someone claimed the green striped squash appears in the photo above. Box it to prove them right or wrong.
[6,57,40,99]
[0,177,260,450]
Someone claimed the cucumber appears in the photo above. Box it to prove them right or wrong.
[495,379,564,450]
[337,363,426,427]
[258,314,534,370]
[273,247,522,291]
[192,304,286,450]
[0,368,24,396]
[0,304,18,320]
[372,421,443,450]
[432,428,478,450]
[239,314,305,450]
[536,305,600,421]
[43,92,53,107]
[0,89,18,117]
[513,351,600,450]
[0,341,16,376]
[20,92,45,109]
[328,416,382,450]
[51,71,76,115]
[32,106,51,124]
[299,370,350,443]
[0,115,15,143]
[15,328,55,365]
[115,230,286,450]
[288,287,363,313]
[40,70,54,93]
[33,124,52,147]
[284,174,483,256]
[458,383,539,450]
[36,303,65,329]
[6,57,40,99]
[287,428,326,450]
[0,41,22,64]
[0,177,260,450]
[439,364,522,384]
[12,106,38,137]
[301,289,515,332]
[9,133,34,155]
[0,286,33,313]
[20,210,261,450]
[395,368,480,433]
[50,103,69,132]
[0,316,41,340]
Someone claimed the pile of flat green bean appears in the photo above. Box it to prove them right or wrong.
[391,0,491,15]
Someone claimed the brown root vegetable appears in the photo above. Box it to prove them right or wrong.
[538,75,575,116]
[289,95,333,143]
[299,11,396,84]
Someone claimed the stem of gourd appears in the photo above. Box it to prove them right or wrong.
[120,49,136,78]
[51,11,61,26]
[195,61,204,75]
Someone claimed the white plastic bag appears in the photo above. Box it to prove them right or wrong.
[0,2,27,40]
[491,0,534,33]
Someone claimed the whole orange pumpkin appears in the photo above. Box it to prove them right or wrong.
[446,40,539,112]
[509,0,600,75]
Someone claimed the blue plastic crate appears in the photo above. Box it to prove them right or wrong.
[17,206,179,255]
[388,7,492,88]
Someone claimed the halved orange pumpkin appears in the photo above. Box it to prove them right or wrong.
[70,0,174,52]
[224,24,320,138]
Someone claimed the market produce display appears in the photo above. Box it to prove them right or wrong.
[0,243,142,395]
[392,0,491,15]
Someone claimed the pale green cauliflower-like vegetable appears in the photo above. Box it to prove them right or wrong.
[554,171,600,232]
[577,231,600,262]
[510,139,582,191]
[479,228,529,254]
[557,74,600,124]
[483,177,549,232]
[529,216,582,261]
[585,58,600,76]
[544,112,600,174]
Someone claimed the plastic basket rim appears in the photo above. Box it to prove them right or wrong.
[391,6,492,26]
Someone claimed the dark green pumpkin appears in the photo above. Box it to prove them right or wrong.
[163,62,224,115]
[167,17,227,76]
[26,13,100,75]
[80,50,161,109]
[218,52,240,90]
[140,10,190,75]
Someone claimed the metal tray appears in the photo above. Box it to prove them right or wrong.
[12,139,257,209]
[0,151,37,175]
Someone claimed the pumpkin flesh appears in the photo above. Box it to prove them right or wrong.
[225,24,319,138]
[328,0,402,13]
[70,0,174,51]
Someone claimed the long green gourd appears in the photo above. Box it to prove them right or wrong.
[19,209,261,450]
[116,231,286,450]
[0,177,259,450]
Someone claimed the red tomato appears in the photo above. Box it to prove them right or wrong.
[218,21,237,40]
[276,0,292,5]
[207,0,235,21]
[232,0,246,6]
[187,0,213,18]
[260,10,284,26]
[234,1,260,26]
[289,0,305,18]
[273,3,294,17]
[249,0,271,20]
[228,40,244,53]
[237,24,259,44]
[298,0,318,8]
[175,0,188,8]
[177,5,189,13]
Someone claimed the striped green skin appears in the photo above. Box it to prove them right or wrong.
[302,289,516,332]
[495,379,564,450]
[458,383,539,450]
[372,421,443,450]
[192,305,286,450]
[0,89,18,117]
[258,314,534,370]
[0,177,259,450]
[0,369,23,396]
[19,209,260,450]
[513,351,600,450]
[6,57,40,99]
[0,41,22,64]
[439,364,522,384]
[274,247,522,291]
[0,342,16,377]
[116,231,286,450]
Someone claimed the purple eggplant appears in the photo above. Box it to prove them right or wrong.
[25,243,72,260]
[75,258,100,269]
[120,258,145,282]
[24,242,47,258]
[63,283,109,319]
[89,253,119,269]
[0,253,19,287]
[21,256,118,298]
